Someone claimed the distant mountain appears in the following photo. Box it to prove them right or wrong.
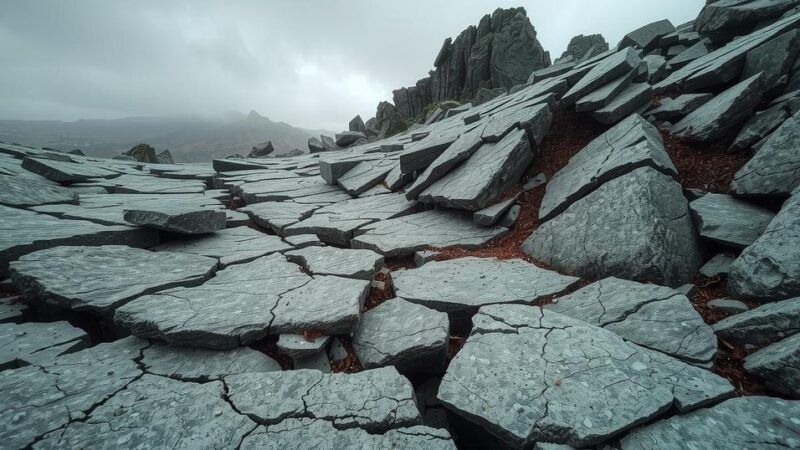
[0,111,334,162]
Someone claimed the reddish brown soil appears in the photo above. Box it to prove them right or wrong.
[329,335,364,373]
[661,133,751,193]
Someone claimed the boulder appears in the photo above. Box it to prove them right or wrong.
[729,102,792,152]
[708,298,750,314]
[713,296,800,348]
[646,93,714,121]
[308,137,325,153]
[124,143,158,163]
[248,141,274,158]
[156,149,175,164]
[741,29,800,97]
[668,38,711,69]
[700,252,737,277]
[124,207,227,234]
[689,193,776,248]
[348,115,366,133]
[562,48,642,105]
[374,101,406,137]
[589,83,653,125]
[560,34,609,62]
[334,131,367,147]
[619,19,676,51]
[744,332,800,397]
[695,0,800,41]
[641,54,668,83]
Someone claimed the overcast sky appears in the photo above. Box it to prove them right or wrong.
[0,1,703,131]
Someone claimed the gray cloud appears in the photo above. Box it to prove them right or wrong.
[0,0,703,131]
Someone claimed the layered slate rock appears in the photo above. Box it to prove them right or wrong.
[225,366,421,432]
[0,175,77,208]
[561,48,642,105]
[116,254,369,349]
[35,374,255,449]
[539,114,674,221]
[474,195,518,226]
[689,193,775,248]
[713,296,800,348]
[285,246,384,280]
[239,201,321,234]
[277,334,331,358]
[728,193,800,301]
[352,298,449,373]
[351,210,507,257]
[0,295,27,323]
[154,226,291,268]
[21,156,118,183]
[142,344,281,381]
[700,252,736,277]
[124,207,227,234]
[524,167,702,287]
[744,333,800,397]
[0,337,148,449]
[619,19,675,51]
[672,73,764,142]
[0,205,158,277]
[546,277,717,366]
[10,245,217,314]
[731,109,800,196]
[393,257,579,314]
[620,397,800,449]
[418,129,531,211]
[646,93,713,121]
[589,83,653,125]
[438,306,734,448]
[0,321,88,370]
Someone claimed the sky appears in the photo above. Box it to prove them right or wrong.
[0,0,703,131]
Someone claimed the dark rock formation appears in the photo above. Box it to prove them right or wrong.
[248,141,274,158]
[124,143,158,163]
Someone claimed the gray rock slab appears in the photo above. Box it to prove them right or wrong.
[239,201,321,234]
[351,210,508,257]
[283,233,322,248]
[524,167,702,287]
[418,128,531,211]
[393,257,579,314]
[0,321,89,370]
[226,366,421,432]
[589,83,653,125]
[35,374,254,450]
[337,158,396,196]
[708,298,750,314]
[0,175,78,208]
[474,195,518,226]
[562,48,642,105]
[79,173,207,194]
[335,131,367,147]
[482,102,552,145]
[225,210,250,227]
[668,38,711,69]
[620,19,675,51]
[10,245,216,315]
[620,396,800,449]
[673,73,764,142]
[744,332,800,397]
[728,193,800,301]
[0,337,148,449]
[689,193,776,248]
[0,295,27,323]
[285,245,383,279]
[413,250,439,267]
[499,203,521,227]
[547,277,717,366]
[730,102,792,152]
[438,305,734,448]
[293,351,331,372]
[277,334,331,358]
[405,126,484,200]
[642,54,668,84]
[646,93,714,121]
[154,226,291,268]
[713,296,800,348]
[21,156,118,183]
[238,175,350,204]
[575,69,636,112]
[523,173,547,191]
[353,298,449,373]
[731,109,800,195]
[699,252,737,277]
[124,207,227,234]
[0,205,158,277]
[143,344,280,381]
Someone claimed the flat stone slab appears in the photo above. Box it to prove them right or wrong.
[728,193,800,301]
[116,254,369,349]
[0,205,158,277]
[620,396,800,449]
[708,298,749,314]
[0,295,27,323]
[562,48,642,105]
[124,207,227,234]
[404,127,485,199]
[225,366,421,432]
[353,298,449,373]
[620,19,675,50]
[0,321,88,370]
[10,245,217,315]
[21,156,119,182]
[524,167,702,287]
[438,305,734,448]
[699,252,736,277]
[0,175,78,208]
[689,193,775,248]
[744,332,800,397]
[35,373,254,449]
[646,93,713,121]
[237,175,350,204]
[239,201,322,234]
[352,210,508,257]
[575,70,636,112]
[474,195,518,226]
[393,257,579,314]
[79,173,207,194]
[337,158,397,196]
[277,334,331,358]
[155,226,291,268]
[547,277,717,366]
[285,246,383,279]
[283,234,323,248]
[142,344,281,381]
[732,109,800,196]
[418,129,531,211]
[589,83,653,125]
[713,296,800,348]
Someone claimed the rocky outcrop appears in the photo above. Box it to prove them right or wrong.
[559,34,609,63]
[156,149,174,164]
[248,141,274,158]
[124,143,158,163]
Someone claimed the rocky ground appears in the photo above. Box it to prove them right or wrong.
[3,2,800,449]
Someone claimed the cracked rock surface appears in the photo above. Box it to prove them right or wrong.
[154,226,291,268]
[0,321,89,370]
[285,245,384,280]
[713,296,800,348]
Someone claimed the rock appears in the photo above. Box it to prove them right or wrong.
[393,79,433,118]
[143,344,281,381]
[575,69,636,112]
[10,245,216,314]
[156,149,175,164]
[619,19,676,51]
[374,101,407,137]
[689,193,776,248]
[745,333,800,397]
[560,34,609,62]
[523,173,546,191]
[285,246,383,280]
[308,137,325,153]
[695,0,800,41]
[676,283,697,297]
[0,174,78,208]
[124,207,227,234]
[474,195,518,226]
[488,9,551,90]
[700,252,737,277]
[404,127,485,199]
[741,29,800,96]
[239,201,321,234]
[0,295,26,323]
[708,298,750,314]
[320,135,340,151]
[277,334,331,359]
[438,305,734,448]
[353,298,449,373]
[283,234,322,249]
[226,366,421,432]
[124,143,158,163]
[472,87,506,106]
[728,193,800,301]
[68,149,85,156]
[668,38,711,69]
[731,110,800,195]
[418,128,532,211]
[337,158,397,196]
[294,351,331,372]
[249,141,275,158]
[590,82,653,124]
[393,257,579,314]
[498,203,521,227]
[647,94,714,121]
[619,396,800,449]
[154,226,291,268]
[335,131,367,147]
[562,48,642,105]
[713,296,800,348]
[349,115,366,133]
[729,102,792,152]
[672,72,764,142]
[642,54,668,83]
[0,321,88,370]
[21,156,118,183]
[413,250,439,267]
[547,277,717,366]
[523,167,702,287]
[352,210,508,257]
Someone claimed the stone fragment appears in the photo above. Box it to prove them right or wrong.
[277,334,331,359]
[474,195,518,226]
[589,83,653,124]
[21,156,118,183]
[646,93,713,121]
[0,175,78,208]
[404,127,484,200]
[729,102,792,152]
[689,193,775,248]
[731,110,800,195]
[335,131,367,147]
[0,321,88,370]
[619,19,676,51]
[239,201,320,234]
[713,296,800,347]
[668,38,711,69]
[745,331,800,397]
[283,234,322,248]
[562,48,643,105]
[575,70,636,112]
[124,207,226,234]
[741,28,800,96]
[642,54,668,83]
[413,250,439,267]
[700,252,737,277]
[143,344,281,381]
[294,351,331,372]
[285,246,383,280]
[708,299,750,315]
[154,227,291,268]
[523,173,546,191]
